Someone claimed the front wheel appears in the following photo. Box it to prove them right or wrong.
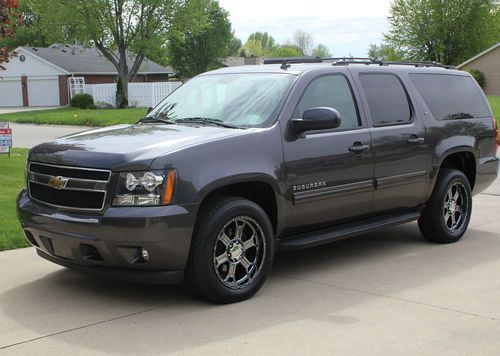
[185,197,274,303]
[418,169,472,244]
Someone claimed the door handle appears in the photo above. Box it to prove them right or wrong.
[349,143,370,154]
[407,136,425,145]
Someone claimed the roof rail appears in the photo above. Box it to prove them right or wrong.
[263,56,455,70]
[375,61,456,69]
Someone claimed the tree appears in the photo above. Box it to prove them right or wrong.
[35,0,175,107]
[0,0,20,69]
[225,32,242,57]
[243,32,277,57]
[292,30,314,56]
[269,45,303,58]
[168,0,232,79]
[367,43,404,61]
[312,43,331,58]
[0,0,77,50]
[385,0,499,65]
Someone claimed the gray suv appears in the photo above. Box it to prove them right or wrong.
[17,58,499,303]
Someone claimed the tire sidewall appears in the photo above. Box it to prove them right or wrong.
[432,170,473,240]
[193,199,274,302]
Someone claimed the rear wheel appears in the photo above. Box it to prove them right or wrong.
[418,169,472,243]
[186,197,274,303]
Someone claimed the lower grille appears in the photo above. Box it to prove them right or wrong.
[28,162,111,211]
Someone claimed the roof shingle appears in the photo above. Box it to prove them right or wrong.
[22,44,174,75]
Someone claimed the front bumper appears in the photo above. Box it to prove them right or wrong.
[17,190,199,284]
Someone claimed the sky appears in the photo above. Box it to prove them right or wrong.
[218,0,392,57]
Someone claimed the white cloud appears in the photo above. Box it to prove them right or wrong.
[219,0,392,57]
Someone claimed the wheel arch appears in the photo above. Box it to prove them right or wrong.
[196,174,283,236]
[433,147,477,191]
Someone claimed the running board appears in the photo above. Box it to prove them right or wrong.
[279,211,421,251]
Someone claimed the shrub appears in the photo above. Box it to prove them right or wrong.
[468,69,486,89]
[94,101,114,109]
[71,94,95,109]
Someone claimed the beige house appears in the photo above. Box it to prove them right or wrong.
[457,42,500,96]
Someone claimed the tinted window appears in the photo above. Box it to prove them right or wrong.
[296,75,360,130]
[359,74,411,126]
[409,74,491,120]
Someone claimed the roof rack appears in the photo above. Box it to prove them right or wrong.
[263,57,455,70]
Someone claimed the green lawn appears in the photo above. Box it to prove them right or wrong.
[0,149,30,251]
[489,96,500,128]
[0,107,147,127]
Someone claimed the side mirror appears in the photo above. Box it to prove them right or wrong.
[291,107,342,134]
[147,107,154,114]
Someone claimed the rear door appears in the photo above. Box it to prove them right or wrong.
[282,72,374,230]
[356,72,429,212]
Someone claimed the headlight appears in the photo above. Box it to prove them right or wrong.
[113,170,176,207]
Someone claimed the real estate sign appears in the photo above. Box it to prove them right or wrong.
[0,122,12,156]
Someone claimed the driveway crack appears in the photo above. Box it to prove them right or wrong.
[0,305,164,351]
[275,272,500,322]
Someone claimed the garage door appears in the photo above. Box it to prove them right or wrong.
[0,78,23,107]
[28,77,60,107]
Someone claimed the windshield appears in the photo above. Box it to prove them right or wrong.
[145,73,296,128]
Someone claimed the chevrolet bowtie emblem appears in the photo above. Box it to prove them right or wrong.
[48,176,69,190]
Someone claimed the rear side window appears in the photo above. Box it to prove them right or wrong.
[359,74,411,126]
[295,75,360,130]
[409,74,491,120]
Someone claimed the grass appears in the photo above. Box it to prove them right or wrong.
[488,96,500,128]
[0,148,30,251]
[0,107,147,127]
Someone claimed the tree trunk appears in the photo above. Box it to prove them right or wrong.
[116,47,129,108]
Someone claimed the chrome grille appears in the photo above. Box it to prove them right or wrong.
[28,162,111,211]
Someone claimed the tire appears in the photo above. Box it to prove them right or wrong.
[185,196,274,304]
[418,169,472,244]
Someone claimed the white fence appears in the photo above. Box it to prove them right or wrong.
[85,81,182,108]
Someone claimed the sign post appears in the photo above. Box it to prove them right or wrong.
[0,122,12,158]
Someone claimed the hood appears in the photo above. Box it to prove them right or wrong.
[29,123,251,170]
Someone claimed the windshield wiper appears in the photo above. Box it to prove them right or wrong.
[175,117,242,129]
[141,117,177,125]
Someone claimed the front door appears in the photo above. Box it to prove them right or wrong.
[282,73,374,231]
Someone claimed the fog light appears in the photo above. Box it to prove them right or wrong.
[141,248,150,262]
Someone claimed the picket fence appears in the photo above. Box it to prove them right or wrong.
[84,81,182,108]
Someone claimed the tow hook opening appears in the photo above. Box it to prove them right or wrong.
[80,244,104,262]
[24,230,39,247]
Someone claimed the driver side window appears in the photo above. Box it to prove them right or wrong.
[295,75,360,130]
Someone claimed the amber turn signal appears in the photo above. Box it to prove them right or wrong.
[163,170,176,205]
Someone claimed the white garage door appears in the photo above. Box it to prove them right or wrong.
[28,77,60,107]
[0,78,23,107]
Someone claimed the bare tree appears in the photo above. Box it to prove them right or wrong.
[292,30,314,56]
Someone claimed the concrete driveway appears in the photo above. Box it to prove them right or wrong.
[1,192,500,355]
[8,123,86,149]
[0,107,61,115]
